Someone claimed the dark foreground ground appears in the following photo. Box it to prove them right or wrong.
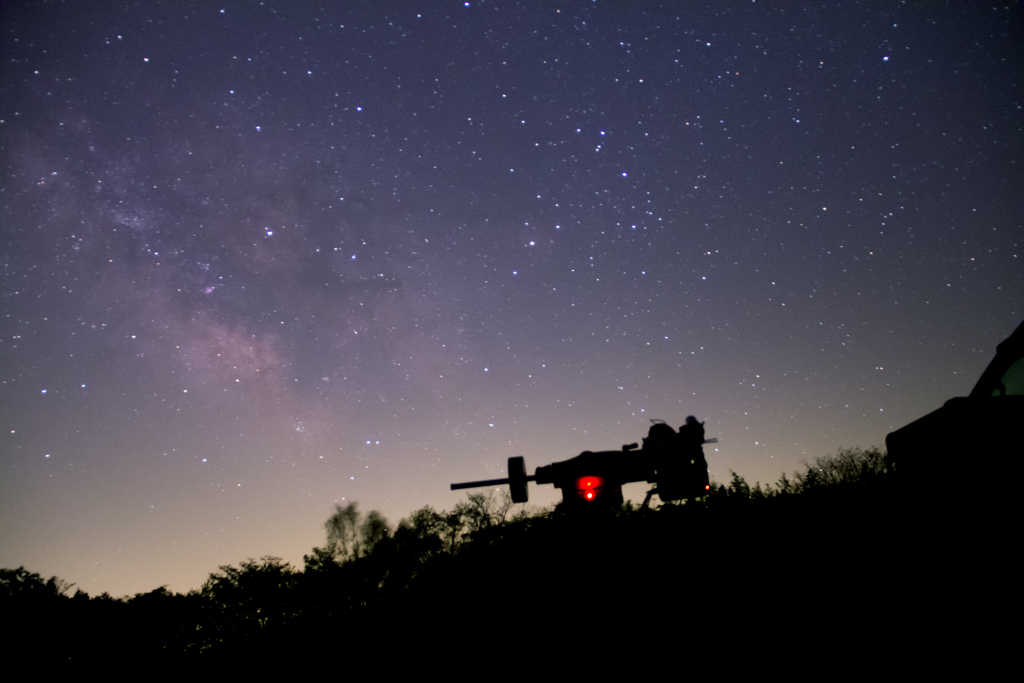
[3,459,1012,672]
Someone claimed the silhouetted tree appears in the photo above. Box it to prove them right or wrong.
[302,546,338,573]
[796,446,890,491]
[0,566,73,599]
[325,502,363,562]
[360,509,392,556]
[391,506,446,577]
[198,555,299,652]
[323,502,394,564]
[775,471,799,495]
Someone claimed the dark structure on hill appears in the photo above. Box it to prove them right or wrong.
[886,318,1023,496]
[451,417,715,510]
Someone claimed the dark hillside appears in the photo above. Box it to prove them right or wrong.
[1,448,1007,668]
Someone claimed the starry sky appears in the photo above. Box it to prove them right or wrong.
[1,1,1021,597]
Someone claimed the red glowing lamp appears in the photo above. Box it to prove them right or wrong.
[576,475,603,501]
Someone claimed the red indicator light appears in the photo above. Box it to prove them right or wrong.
[576,476,604,501]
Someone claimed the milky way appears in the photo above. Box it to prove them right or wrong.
[1,1,1020,596]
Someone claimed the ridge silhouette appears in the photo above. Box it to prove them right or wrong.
[1,446,1005,669]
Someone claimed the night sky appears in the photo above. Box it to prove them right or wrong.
[1,1,1020,597]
